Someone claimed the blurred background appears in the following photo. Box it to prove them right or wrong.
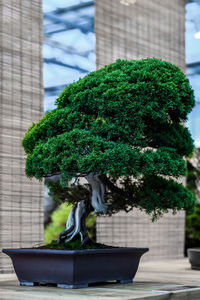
[0,0,200,272]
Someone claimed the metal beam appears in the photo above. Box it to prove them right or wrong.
[44,13,94,35]
[47,1,94,16]
[187,61,200,68]
[187,0,200,4]
[45,25,93,36]
[187,61,200,75]
[44,58,89,73]
[44,37,93,57]
[45,84,68,96]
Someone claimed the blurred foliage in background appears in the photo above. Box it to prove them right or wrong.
[185,149,200,252]
[186,204,200,249]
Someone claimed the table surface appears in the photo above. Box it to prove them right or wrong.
[0,258,200,300]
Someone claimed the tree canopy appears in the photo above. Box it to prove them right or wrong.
[23,58,196,219]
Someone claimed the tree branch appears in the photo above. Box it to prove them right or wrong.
[44,172,89,179]
[100,174,136,204]
[44,173,61,178]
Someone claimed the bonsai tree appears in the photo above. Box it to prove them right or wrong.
[23,58,196,248]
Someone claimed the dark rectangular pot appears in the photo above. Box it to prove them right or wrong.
[2,247,148,288]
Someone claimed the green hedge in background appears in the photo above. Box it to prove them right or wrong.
[185,152,200,251]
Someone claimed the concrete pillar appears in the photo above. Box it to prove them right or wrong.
[0,0,44,272]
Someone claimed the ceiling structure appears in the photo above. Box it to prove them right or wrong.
[43,0,95,111]
[43,0,200,146]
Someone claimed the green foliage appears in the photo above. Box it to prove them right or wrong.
[136,175,196,220]
[186,161,200,193]
[105,175,196,220]
[185,156,200,250]
[44,202,96,244]
[46,180,90,205]
[25,129,187,182]
[23,58,196,217]
[44,202,71,244]
[186,204,200,240]
[186,203,200,251]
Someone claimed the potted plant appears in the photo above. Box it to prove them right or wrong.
[3,58,196,288]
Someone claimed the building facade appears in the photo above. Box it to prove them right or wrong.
[0,0,44,272]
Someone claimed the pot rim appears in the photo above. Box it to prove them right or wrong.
[2,247,149,256]
[187,248,200,252]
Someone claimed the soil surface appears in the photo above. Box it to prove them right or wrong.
[35,239,116,250]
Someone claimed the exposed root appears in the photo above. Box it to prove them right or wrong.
[58,172,108,246]
[57,200,90,245]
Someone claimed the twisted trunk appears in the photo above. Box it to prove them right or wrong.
[57,172,107,247]
[58,200,90,247]
[85,172,107,214]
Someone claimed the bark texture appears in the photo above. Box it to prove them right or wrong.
[58,172,107,246]
[85,172,107,214]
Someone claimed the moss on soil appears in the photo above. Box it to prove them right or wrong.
[36,239,115,250]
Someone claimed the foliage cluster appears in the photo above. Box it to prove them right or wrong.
[23,58,196,218]
[185,155,200,250]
